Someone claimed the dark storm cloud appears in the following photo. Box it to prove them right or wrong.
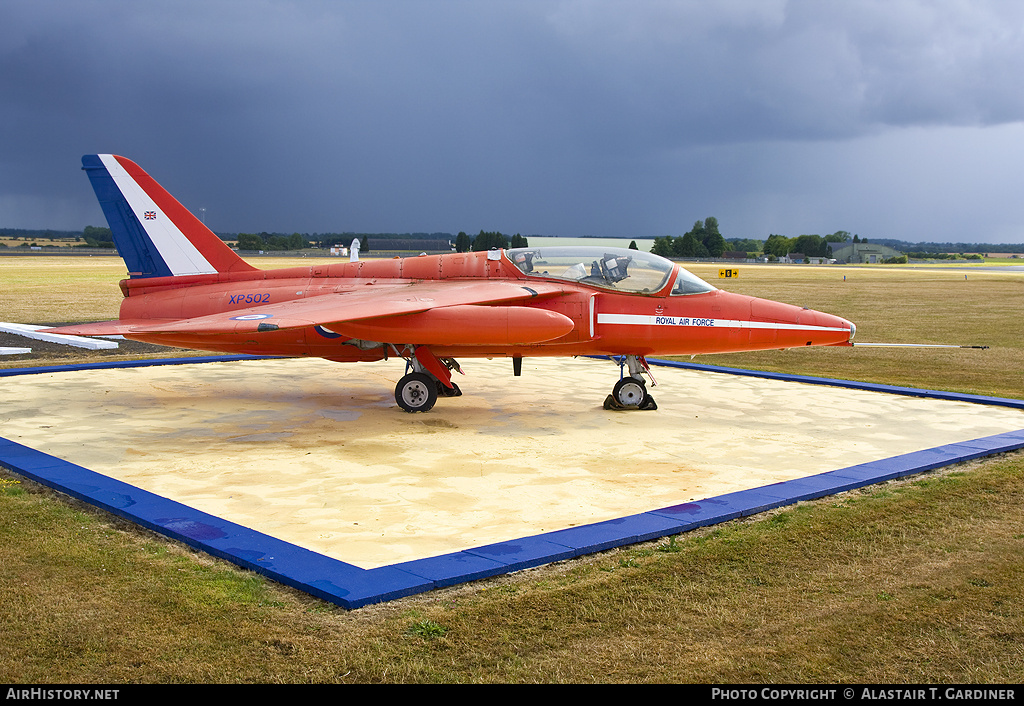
[2,0,1024,242]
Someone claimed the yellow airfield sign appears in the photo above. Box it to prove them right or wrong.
[718,268,739,279]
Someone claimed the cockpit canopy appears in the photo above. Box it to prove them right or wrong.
[507,246,714,295]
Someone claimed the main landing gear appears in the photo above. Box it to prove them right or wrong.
[394,346,463,413]
[393,348,659,412]
[604,355,658,411]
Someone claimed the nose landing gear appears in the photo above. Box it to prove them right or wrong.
[604,355,658,410]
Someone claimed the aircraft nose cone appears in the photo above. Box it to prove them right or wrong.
[812,311,856,345]
[820,312,856,346]
[745,296,856,349]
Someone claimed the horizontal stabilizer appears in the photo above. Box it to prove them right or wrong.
[0,322,120,350]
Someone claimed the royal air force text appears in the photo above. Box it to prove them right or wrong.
[655,316,714,327]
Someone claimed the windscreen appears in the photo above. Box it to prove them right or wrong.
[507,246,682,294]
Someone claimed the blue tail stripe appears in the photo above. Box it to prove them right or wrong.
[82,155,173,278]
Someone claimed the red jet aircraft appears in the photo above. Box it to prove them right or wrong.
[50,154,856,412]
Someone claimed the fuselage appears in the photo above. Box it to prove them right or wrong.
[117,247,855,361]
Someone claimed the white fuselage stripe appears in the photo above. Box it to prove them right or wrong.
[595,312,848,332]
[99,155,216,276]
[589,294,596,339]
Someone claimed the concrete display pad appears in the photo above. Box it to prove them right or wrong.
[3,356,1024,608]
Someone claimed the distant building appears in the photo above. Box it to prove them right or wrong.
[782,252,836,265]
[830,242,903,264]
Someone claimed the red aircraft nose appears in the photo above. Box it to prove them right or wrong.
[749,296,855,348]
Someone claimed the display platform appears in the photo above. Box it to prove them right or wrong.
[2,356,1023,608]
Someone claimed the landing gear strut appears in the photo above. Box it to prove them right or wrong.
[604,355,658,411]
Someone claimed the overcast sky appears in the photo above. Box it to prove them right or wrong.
[3,0,1024,243]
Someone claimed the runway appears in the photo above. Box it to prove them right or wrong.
[3,356,1024,606]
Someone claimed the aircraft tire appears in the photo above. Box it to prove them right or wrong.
[396,372,438,412]
[612,376,648,408]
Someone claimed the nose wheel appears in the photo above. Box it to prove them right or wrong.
[612,376,649,406]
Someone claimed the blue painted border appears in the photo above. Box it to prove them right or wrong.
[2,357,1023,609]
[642,358,1024,410]
[0,354,275,377]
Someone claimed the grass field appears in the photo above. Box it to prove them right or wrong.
[1,256,1023,683]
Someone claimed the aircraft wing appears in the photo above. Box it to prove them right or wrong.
[53,280,568,338]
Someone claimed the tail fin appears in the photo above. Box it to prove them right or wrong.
[82,154,257,278]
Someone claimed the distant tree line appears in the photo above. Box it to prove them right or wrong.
[1,227,81,239]
[651,218,727,258]
[0,226,115,248]
[235,232,309,251]
[232,230,531,253]
[454,231,529,252]
[761,232,850,258]
[311,232,457,250]
[649,223,863,260]
[903,251,983,260]
[81,225,114,248]
[4,225,1024,257]
[862,238,1024,254]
